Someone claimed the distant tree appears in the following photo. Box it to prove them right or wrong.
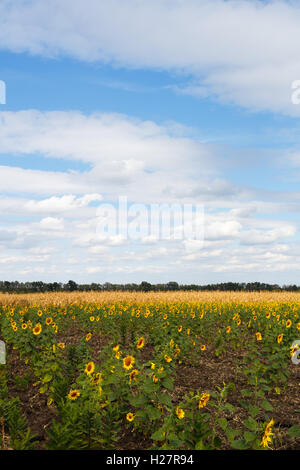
[65,280,78,291]
[139,281,152,292]
[166,281,179,291]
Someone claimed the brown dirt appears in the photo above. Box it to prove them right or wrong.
[3,325,300,451]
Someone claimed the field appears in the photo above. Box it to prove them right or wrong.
[0,291,299,450]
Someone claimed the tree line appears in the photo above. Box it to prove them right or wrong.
[0,280,299,293]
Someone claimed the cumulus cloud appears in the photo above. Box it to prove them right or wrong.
[0,1,300,114]
[0,110,220,201]
[0,109,298,281]
[24,194,103,213]
[38,217,64,231]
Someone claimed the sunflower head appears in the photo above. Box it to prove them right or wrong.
[136,337,145,349]
[33,323,42,335]
[68,389,80,400]
[126,412,135,422]
[85,361,95,375]
[123,355,135,370]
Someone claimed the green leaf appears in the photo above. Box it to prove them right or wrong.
[231,439,250,450]
[158,392,172,407]
[261,400,273,411]
[195,440,205,450]
[129,394,147,406]
[162,377,174,391]
[224,403,236,413]
[143,382,160,394]
[42,373,53,383]
[39,384,48,394]
[225,427,241,442]
[248,404,260,418]
[244,431,256,442]
[288,425,300,438]
[241,389,252,397]
[151,429,165,441]
[146,405,161,420]
[217,417,228,431]
[243,417,257,432]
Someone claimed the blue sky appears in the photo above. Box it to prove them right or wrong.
[1,0,300,285]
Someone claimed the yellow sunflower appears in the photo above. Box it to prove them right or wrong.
[126,412,135,422]
[123,355,135,370]
[68,389,80,400]
[175,406,185,419]
[198,393,210,409]
[33,323,42,335]
[85,361,95,375]
[136,337,145,349]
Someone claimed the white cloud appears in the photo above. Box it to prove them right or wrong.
[0,110,219,201]
[24,194,102,213]
[38,217,64,231]
[0,108,299,281]
[0,1,300,114]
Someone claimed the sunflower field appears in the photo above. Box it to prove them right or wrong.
[0,291,299,450]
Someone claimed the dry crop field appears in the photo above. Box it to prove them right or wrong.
[0,291,299,450]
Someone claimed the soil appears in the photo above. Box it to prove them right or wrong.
[3,325,300,451]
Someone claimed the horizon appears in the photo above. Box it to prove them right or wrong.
[1,1,300,284]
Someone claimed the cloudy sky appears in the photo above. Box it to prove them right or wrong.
[1,0,300,285]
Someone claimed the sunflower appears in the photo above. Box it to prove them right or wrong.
[126,412,135,422]
[136,336,145,349]
[174,348,180,357]
[68,389,80,400]
[22,323,27,330]
[256,332,262,341]
[177,325,183,332]
[85,333,92,341]
[113,344,119,352]
[286,319,292,329]
[200,345,206,351]
[85,361,95,375]
[164,354,172,363]
[175,406,185,419]
[123,355,135,370]
[115,350,122,359]
[100,401,109,408]
[129,369,139,384]
[277,334,283,344]
[92,372,102,385]
[261,419,274,448]
[198,393,210,409]
[33,323,42,335]
[58,342,65,349]
[45,317,52,325]
[297,322,300,331]
[152,374,159,383]
[226,326,231,334]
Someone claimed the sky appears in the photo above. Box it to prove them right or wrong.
[1,0,300,285]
